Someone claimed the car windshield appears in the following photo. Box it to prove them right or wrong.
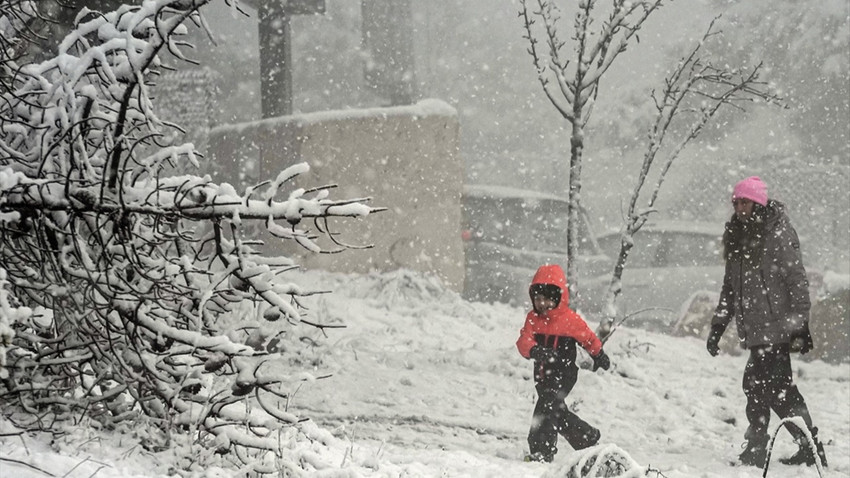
[662,232,722,267]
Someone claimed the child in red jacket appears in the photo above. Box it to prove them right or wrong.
[516,264,611,463]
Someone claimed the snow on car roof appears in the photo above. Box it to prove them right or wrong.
[596,220,722,239]
[462,184,568,203]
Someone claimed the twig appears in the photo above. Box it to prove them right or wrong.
[601,307,672,344]
[83,465,107,478]
[18,433,30,456]
[646,466,670,477]
[0,456,56,476]
[62,455,92,478]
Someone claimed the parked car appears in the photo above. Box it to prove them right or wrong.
[808,283,850,364]
[461,185,606,307]
[671,270,845,359]
[581,221,726,331]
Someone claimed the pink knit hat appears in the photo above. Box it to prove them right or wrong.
[732,176,768,206]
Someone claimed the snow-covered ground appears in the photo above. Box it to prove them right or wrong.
[1,269,848,477]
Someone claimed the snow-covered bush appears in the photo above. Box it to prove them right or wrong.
[0,0,377,473]
[544,444,650,478]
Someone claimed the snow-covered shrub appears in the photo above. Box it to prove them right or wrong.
[544,444,649,478]
[0,0,377,473]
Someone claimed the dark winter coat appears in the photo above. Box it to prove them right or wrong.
[711,200,812,349]
[516,265,603,390]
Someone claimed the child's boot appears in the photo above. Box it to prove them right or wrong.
[738,430,768,467]
[575,427,601,450]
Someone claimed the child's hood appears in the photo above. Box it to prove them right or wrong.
[530,264,570,309]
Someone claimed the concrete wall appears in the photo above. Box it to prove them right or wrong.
[208,99,464,291]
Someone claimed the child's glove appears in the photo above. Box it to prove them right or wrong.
[529,345,557,363]
[592,350,610,371]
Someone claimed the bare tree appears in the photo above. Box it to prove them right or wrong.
[596,18,784,339]
[519,0,664,299]
[0,0,378,472]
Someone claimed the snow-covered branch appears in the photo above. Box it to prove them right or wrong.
[519,0,574,120]
[520,0,671,293]
[0,0,378,472]
[597,17,784,337]
[582,0,664,88]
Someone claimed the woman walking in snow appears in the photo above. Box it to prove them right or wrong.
[516,264,611,463]
[706,176,827,468]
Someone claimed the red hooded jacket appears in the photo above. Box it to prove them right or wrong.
[516,264,603,360]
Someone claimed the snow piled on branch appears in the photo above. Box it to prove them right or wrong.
[0,269,31,379]
[545,444,649,478]
[0,1,380,474]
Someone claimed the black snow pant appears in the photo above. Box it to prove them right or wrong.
[743,343,814,440]
[528,368,598,459]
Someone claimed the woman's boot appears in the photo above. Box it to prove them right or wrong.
[780,426,828,468]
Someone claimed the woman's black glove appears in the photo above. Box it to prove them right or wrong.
[529,345,557,363]
[787,313,814,354]
[592,350,610,371]
[789,322,814,354]
[790,335,813,354]
[706,324,726,357]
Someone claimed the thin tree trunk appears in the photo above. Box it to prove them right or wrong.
[566,128,584,300]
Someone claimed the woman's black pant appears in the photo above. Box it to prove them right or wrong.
[528,369,598,458]
[743,343,813,438]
